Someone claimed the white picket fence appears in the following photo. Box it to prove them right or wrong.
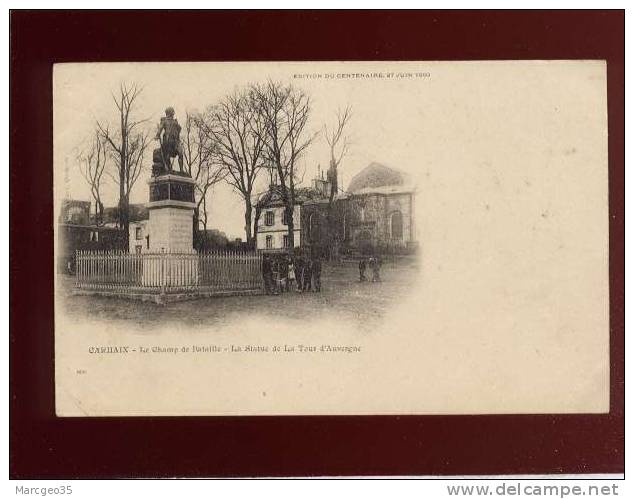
[75,250,263,295]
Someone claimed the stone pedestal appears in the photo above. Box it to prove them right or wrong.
[146,174,197,252]
[144,174,198,288]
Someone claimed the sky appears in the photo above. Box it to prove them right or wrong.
[54,61,432,239]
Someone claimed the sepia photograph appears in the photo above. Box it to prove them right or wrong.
[10,8,625,482]
[53,61,609,417]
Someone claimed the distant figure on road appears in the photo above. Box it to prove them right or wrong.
[359,258,367,282]
[370,256,382,282]
[312,257,322,292]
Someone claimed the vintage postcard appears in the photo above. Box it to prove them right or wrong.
[54,61,609,416]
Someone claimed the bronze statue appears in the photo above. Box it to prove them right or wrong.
[153,106,184,174]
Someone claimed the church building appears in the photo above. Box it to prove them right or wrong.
[254,162,417,257]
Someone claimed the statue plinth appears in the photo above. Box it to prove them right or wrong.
[146,174,197,253]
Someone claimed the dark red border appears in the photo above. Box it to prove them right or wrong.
[10,10,624,478]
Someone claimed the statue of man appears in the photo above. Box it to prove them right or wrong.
[155,106,184,173]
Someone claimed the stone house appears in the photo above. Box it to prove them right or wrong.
[252,187,321,252]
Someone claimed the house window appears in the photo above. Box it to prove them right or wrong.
[135,245,142,254]
[135,227,142,240]
[265,211,275,226]
[146,235,150,249]
[265,235,273,249]
[391,211,403,240]
[90,231,99,242]
[283,234,290,248]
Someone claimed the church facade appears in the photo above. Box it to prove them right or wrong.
[341,184,416,253]
[304,163,417,256]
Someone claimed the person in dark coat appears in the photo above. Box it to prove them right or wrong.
[312,257,322,292]
[262,255,273,294]
[280,256,290,293]
[295,256,304,292]
[303,258,313,292]
[371,256,382,282]
[359,258,367,281]
[270,257,278,294]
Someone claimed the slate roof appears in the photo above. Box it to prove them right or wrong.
[347,162,411,193]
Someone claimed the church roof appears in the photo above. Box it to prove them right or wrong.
[347,162,411,193]
[254,185,323,207]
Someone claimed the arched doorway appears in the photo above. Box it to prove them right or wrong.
[356,229,373,255]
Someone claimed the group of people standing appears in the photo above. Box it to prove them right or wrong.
[359,256,382,282]
[262,254,322,295]
[262,253,383,295]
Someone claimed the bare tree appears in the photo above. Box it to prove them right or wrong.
[77,130,107,225]
[182,111,225,248]
[324,106,352,205]
[322,106,352,258]
[250,81,317,249]
[199,89,267,247]
[96,83,149,247]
